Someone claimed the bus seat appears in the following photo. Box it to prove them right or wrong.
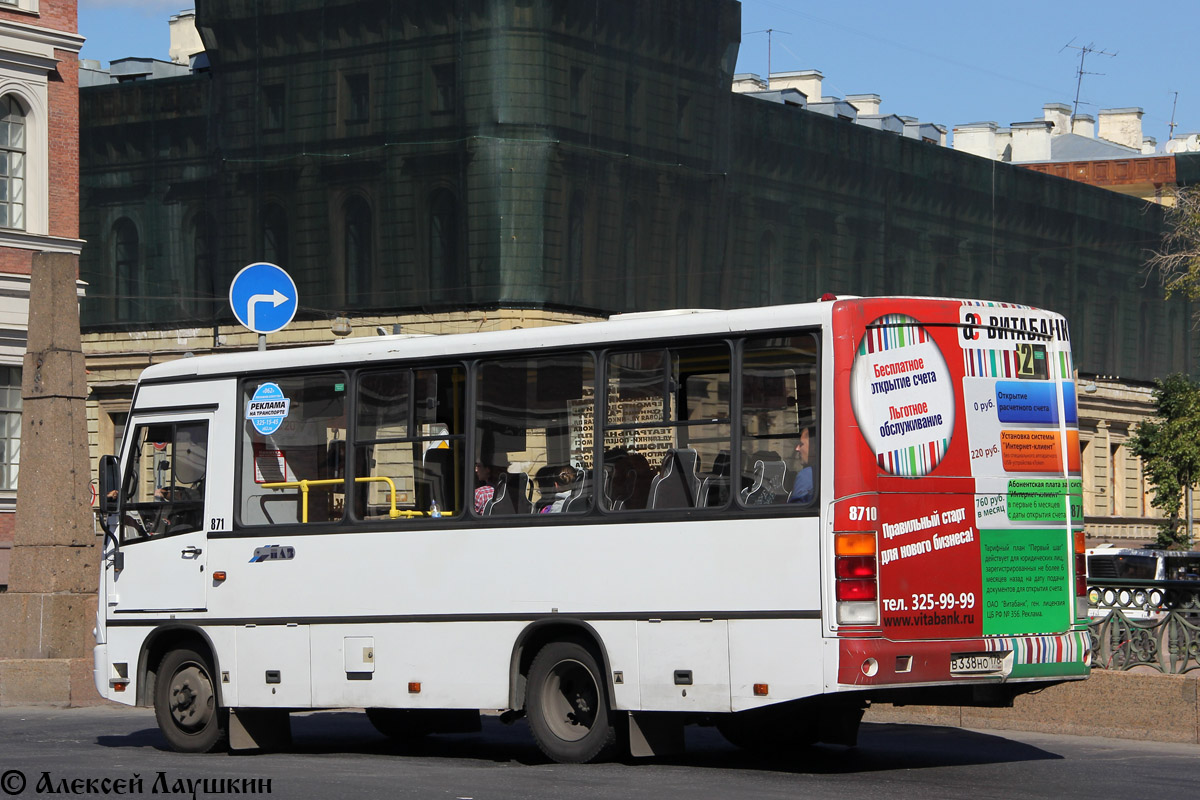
[699,475,730,507]
[483,471,531,515]
[562,469,590,512]
[740,458,787,505]
[648,447,701,509]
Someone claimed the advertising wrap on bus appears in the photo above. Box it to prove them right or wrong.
[833,298,1087,683]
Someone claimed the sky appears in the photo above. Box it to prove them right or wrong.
[77,0,1200,147]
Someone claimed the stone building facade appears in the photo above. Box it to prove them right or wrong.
[77,0,1192,547]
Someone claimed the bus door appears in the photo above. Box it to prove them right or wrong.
[108,411,214,613]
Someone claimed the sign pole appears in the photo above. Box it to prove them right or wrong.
[258,333,266,352]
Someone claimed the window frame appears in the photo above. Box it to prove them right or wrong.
[224,327,822,535]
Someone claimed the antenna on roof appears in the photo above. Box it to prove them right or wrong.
[745,28,790,87]
[1168,91,1180,141]
[1060,39,1117,119]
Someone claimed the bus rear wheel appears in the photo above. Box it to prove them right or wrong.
[154,647,226,753]
[525,641,617,763]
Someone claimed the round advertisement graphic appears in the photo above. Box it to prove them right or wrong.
[851,314,955,476]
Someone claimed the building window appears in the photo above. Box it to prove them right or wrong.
[676,94,692,141]
[113,218,139,319]
[261,203,288,268]
[344,74,369,124]
[429,189,460,300]
[344,195,373,303]
[624,79,640,133]
[188,212,215,317]
[570,67,588,116]
[568,193,586,306]
[0,96,26,231]
[262,84,284,132]
[432,64,456,114]
[0,366,19,492]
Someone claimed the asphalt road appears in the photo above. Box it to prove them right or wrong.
[0,705,1196,800]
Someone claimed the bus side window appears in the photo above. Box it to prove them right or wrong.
[240,374,347,526]
[740,333,819,508]
[354,365,466,520]
[475,352,595,517]
[603,342,730,511]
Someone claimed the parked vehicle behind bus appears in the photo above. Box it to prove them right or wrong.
[94,297,1088,761]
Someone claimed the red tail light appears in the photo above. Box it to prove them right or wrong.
[836,578,877,601]
[1073,530,1087,597]
[836,556,875,579]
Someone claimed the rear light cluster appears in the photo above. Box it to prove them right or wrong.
[835,532,878,625]
[1073,529,1088,620]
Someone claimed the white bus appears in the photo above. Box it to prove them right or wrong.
[94,297,1090,761]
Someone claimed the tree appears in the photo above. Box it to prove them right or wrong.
[1145,186,1200,305]
[1128,373,1200,549]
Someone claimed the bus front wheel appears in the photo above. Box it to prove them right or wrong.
[525,641,617,763]
[154,647,226,753]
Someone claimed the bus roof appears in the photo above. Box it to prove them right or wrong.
[134,296,1059,384]
[138,300,841,382]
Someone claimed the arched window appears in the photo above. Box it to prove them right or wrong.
[344,195,373,305]
[0,95,26,231]
[806,238,824,301]
[674,211,691,305]
[622,203,639,310]
[189,212,216,317]
[429,189,460,301]
[113,218,139,319]
[261,203,288,268]
[567,193,586,306]
[1107,297,1121,373]
[934,262,950,298]
[757,231,775,305]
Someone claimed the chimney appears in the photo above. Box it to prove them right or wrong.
[1043,103,1071,136]
[846,94,881,115]
[770,69,823,101]
[1097,108,1144,149]
[1009,120,1053,162]
[953,122,999,160]
[1071,114,1095,138]
[168,9,205,66]
[1142,137,1157,155]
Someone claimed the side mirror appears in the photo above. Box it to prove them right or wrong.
[99,454,119,514]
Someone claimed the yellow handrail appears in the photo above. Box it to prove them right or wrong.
[260,476,436,522]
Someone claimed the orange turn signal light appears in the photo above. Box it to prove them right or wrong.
[835,533,875,556]
[112,682,127,692]
[753,683,769,696]
[408,682,421,694]
[1073,530,1086,554]
[213,571,227,582]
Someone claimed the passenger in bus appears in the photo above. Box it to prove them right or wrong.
[474,460,501,514]
[538,465,579,513]
[789,426,815,504]
[604,449,653,511]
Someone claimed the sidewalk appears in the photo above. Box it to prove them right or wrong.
[865,668,1200,744]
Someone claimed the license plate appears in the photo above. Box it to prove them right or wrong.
[950,653,1005,674]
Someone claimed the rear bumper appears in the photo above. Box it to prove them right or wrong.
[837,629,1090,688]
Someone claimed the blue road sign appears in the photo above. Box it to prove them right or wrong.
[229,262,298,334]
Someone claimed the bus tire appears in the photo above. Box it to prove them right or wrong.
[154,647,226,753]
[525,640,617,763]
